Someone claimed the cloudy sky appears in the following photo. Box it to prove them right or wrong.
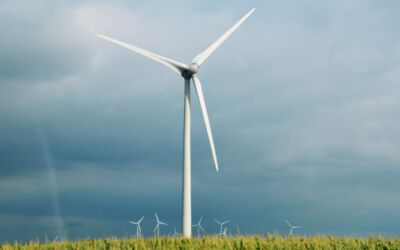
[1,0,400,242]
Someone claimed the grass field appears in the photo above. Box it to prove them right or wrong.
[1,235,400,250]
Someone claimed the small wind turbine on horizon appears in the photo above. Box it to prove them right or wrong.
[192,216,205,237]
[128,216,144,237]
[219,227,228,237]
[285,219,303,236]
[214,219,230,235]
[172,226,180,237]
[97,7,256,238]
[154,212,168,237]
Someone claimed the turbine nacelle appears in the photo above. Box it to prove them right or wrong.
[181,63,199,79]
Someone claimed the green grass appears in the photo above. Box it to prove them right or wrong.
[2,235,400,250]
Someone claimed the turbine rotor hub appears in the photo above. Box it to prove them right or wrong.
[189,63,199,73]
[181,63,199,79]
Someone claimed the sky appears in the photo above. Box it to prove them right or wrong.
[1,0,400,242]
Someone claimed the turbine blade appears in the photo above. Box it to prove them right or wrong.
[138,216,144,224]
[199,216,203,224]
[97,34,189,74]
[214,219,221,224]
[192,8,256,66]
[199,225,205,233]
[222,220,230,225]
[155,212,159,222]
[285,219,292,227]
[154,224,159,231]
[192,75,219,171]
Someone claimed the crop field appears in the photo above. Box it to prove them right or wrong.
[1,235,400,250]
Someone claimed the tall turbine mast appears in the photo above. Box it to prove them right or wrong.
[97,7,256,238]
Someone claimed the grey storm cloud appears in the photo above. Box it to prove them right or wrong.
[1,0,400,242]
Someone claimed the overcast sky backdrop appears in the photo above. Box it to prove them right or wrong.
[1,0,400,242]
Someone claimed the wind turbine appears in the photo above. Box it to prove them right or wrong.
[154,212,168,237]
[128,216,144,237]
[285,219,303,236]
[214,219,230,235]
[192,216,205,237]
[172,226,180,237]
[219,227,228,237]
[97,7,256,238]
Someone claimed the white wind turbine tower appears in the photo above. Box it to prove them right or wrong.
[97,7,256,238]
[285,219,303,236]
[214,219,230,235]
[154,212,168,237]
[129,216,144,237]
[192,216,205,237]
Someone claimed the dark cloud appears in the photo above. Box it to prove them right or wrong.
[0,2,94,82]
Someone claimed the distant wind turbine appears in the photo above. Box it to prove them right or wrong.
[285,219,303,236]
[214,219,230,235]
[129,216,144,237]
[192,216,205,237]
[172,226,180,237]
[219,227,228,237]
[97,7,256,238]
[154,212,168,237]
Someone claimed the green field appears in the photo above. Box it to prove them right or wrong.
[2,235,400,250]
